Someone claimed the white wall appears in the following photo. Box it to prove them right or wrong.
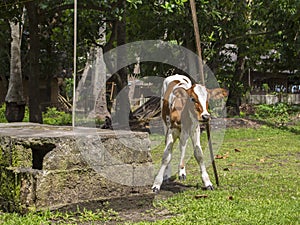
[249,94,300,104]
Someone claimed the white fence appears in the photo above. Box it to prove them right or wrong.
[249,94,300,104]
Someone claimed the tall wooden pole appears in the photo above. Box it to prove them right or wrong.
[189,0,205,85]
[189,0,219,187]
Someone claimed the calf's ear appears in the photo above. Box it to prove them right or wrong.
[207,88,229,100]
[173,87,188,98]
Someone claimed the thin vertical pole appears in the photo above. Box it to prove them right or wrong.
[72,0,77,127]
[206,122,219,186]
[189,0,205,85]
[190,0,219,186]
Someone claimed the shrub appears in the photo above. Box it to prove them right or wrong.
[254,104,273,118]
[0,104,7,123]
[254,103,291,126]
[43,107,72,125]
[0,105,71,125]
[23,106,30,122]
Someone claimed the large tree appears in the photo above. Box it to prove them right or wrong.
[1,3,27,122]
[2,0,129,122]
[1,0,299,120]
[5,14,26,122]
[25,1,43,123]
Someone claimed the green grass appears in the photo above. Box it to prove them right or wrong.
[139,126,300,225]
[0,208,120,225]
[0,126,299,224]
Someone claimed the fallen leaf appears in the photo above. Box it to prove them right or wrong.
[223,168,230,171]
[228,196,234,200]
[215,155,224,159]
[234,148,241,152]
[215,153,229,159]
[260,158,265,163]
[195,194,208,199]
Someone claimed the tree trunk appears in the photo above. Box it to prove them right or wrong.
[113,1,132,128]
[93,24,110,120]
[5,19,25,122]
[25,2,43,123]
[93,46,110,120]
[183,34,197,80]
[227,47,247,116]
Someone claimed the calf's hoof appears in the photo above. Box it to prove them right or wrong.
[152,186,160,194]
[205,185,214,191]
[179,174,186,180]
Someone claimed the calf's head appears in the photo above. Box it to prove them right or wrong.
[187,84,228,122]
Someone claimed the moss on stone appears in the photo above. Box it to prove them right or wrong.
[0,167,22,212]
[11,144,32,168]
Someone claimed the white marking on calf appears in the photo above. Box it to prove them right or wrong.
[152,74,228,193]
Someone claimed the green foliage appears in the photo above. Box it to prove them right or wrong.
[239,111,246,118]
[22,107,29,122]
[1,0,299,117]
[254,103,292,126]
[262,83,270,93]
[64,78,73,101]
[0,104,7,123]
[255,104,273,117]
[42,107,71,125]
[0,104,71,125]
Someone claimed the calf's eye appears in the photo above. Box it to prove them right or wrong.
[190,97,196,103]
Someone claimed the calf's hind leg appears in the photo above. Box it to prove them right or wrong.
[178,131,189,180]
[152,130,177,193]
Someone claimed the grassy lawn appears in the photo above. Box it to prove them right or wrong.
[0,124,299,224]
[141,125,300,225]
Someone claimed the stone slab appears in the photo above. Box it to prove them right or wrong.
[0,123,154,213]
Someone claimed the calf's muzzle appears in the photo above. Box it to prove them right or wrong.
[201,113,211,122]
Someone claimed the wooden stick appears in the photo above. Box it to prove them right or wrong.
[190,0,219,186]
[189,0,205,85]
[206,121,220,186]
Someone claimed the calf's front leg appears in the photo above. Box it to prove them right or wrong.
[191,125,213,190]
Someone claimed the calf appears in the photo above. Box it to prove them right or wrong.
[152,74,228,193]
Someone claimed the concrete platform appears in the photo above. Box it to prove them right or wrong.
[0,123,154,213]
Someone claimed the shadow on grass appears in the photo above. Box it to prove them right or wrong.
[249,118,300,135]
[160,178,196,194]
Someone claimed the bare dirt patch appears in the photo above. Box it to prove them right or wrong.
[96,181,200,224]
[224,118,262,129]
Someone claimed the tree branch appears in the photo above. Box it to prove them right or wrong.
[226,30,276,44]
[40,2,119,17]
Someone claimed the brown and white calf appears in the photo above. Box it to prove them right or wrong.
[152,74,228,193]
